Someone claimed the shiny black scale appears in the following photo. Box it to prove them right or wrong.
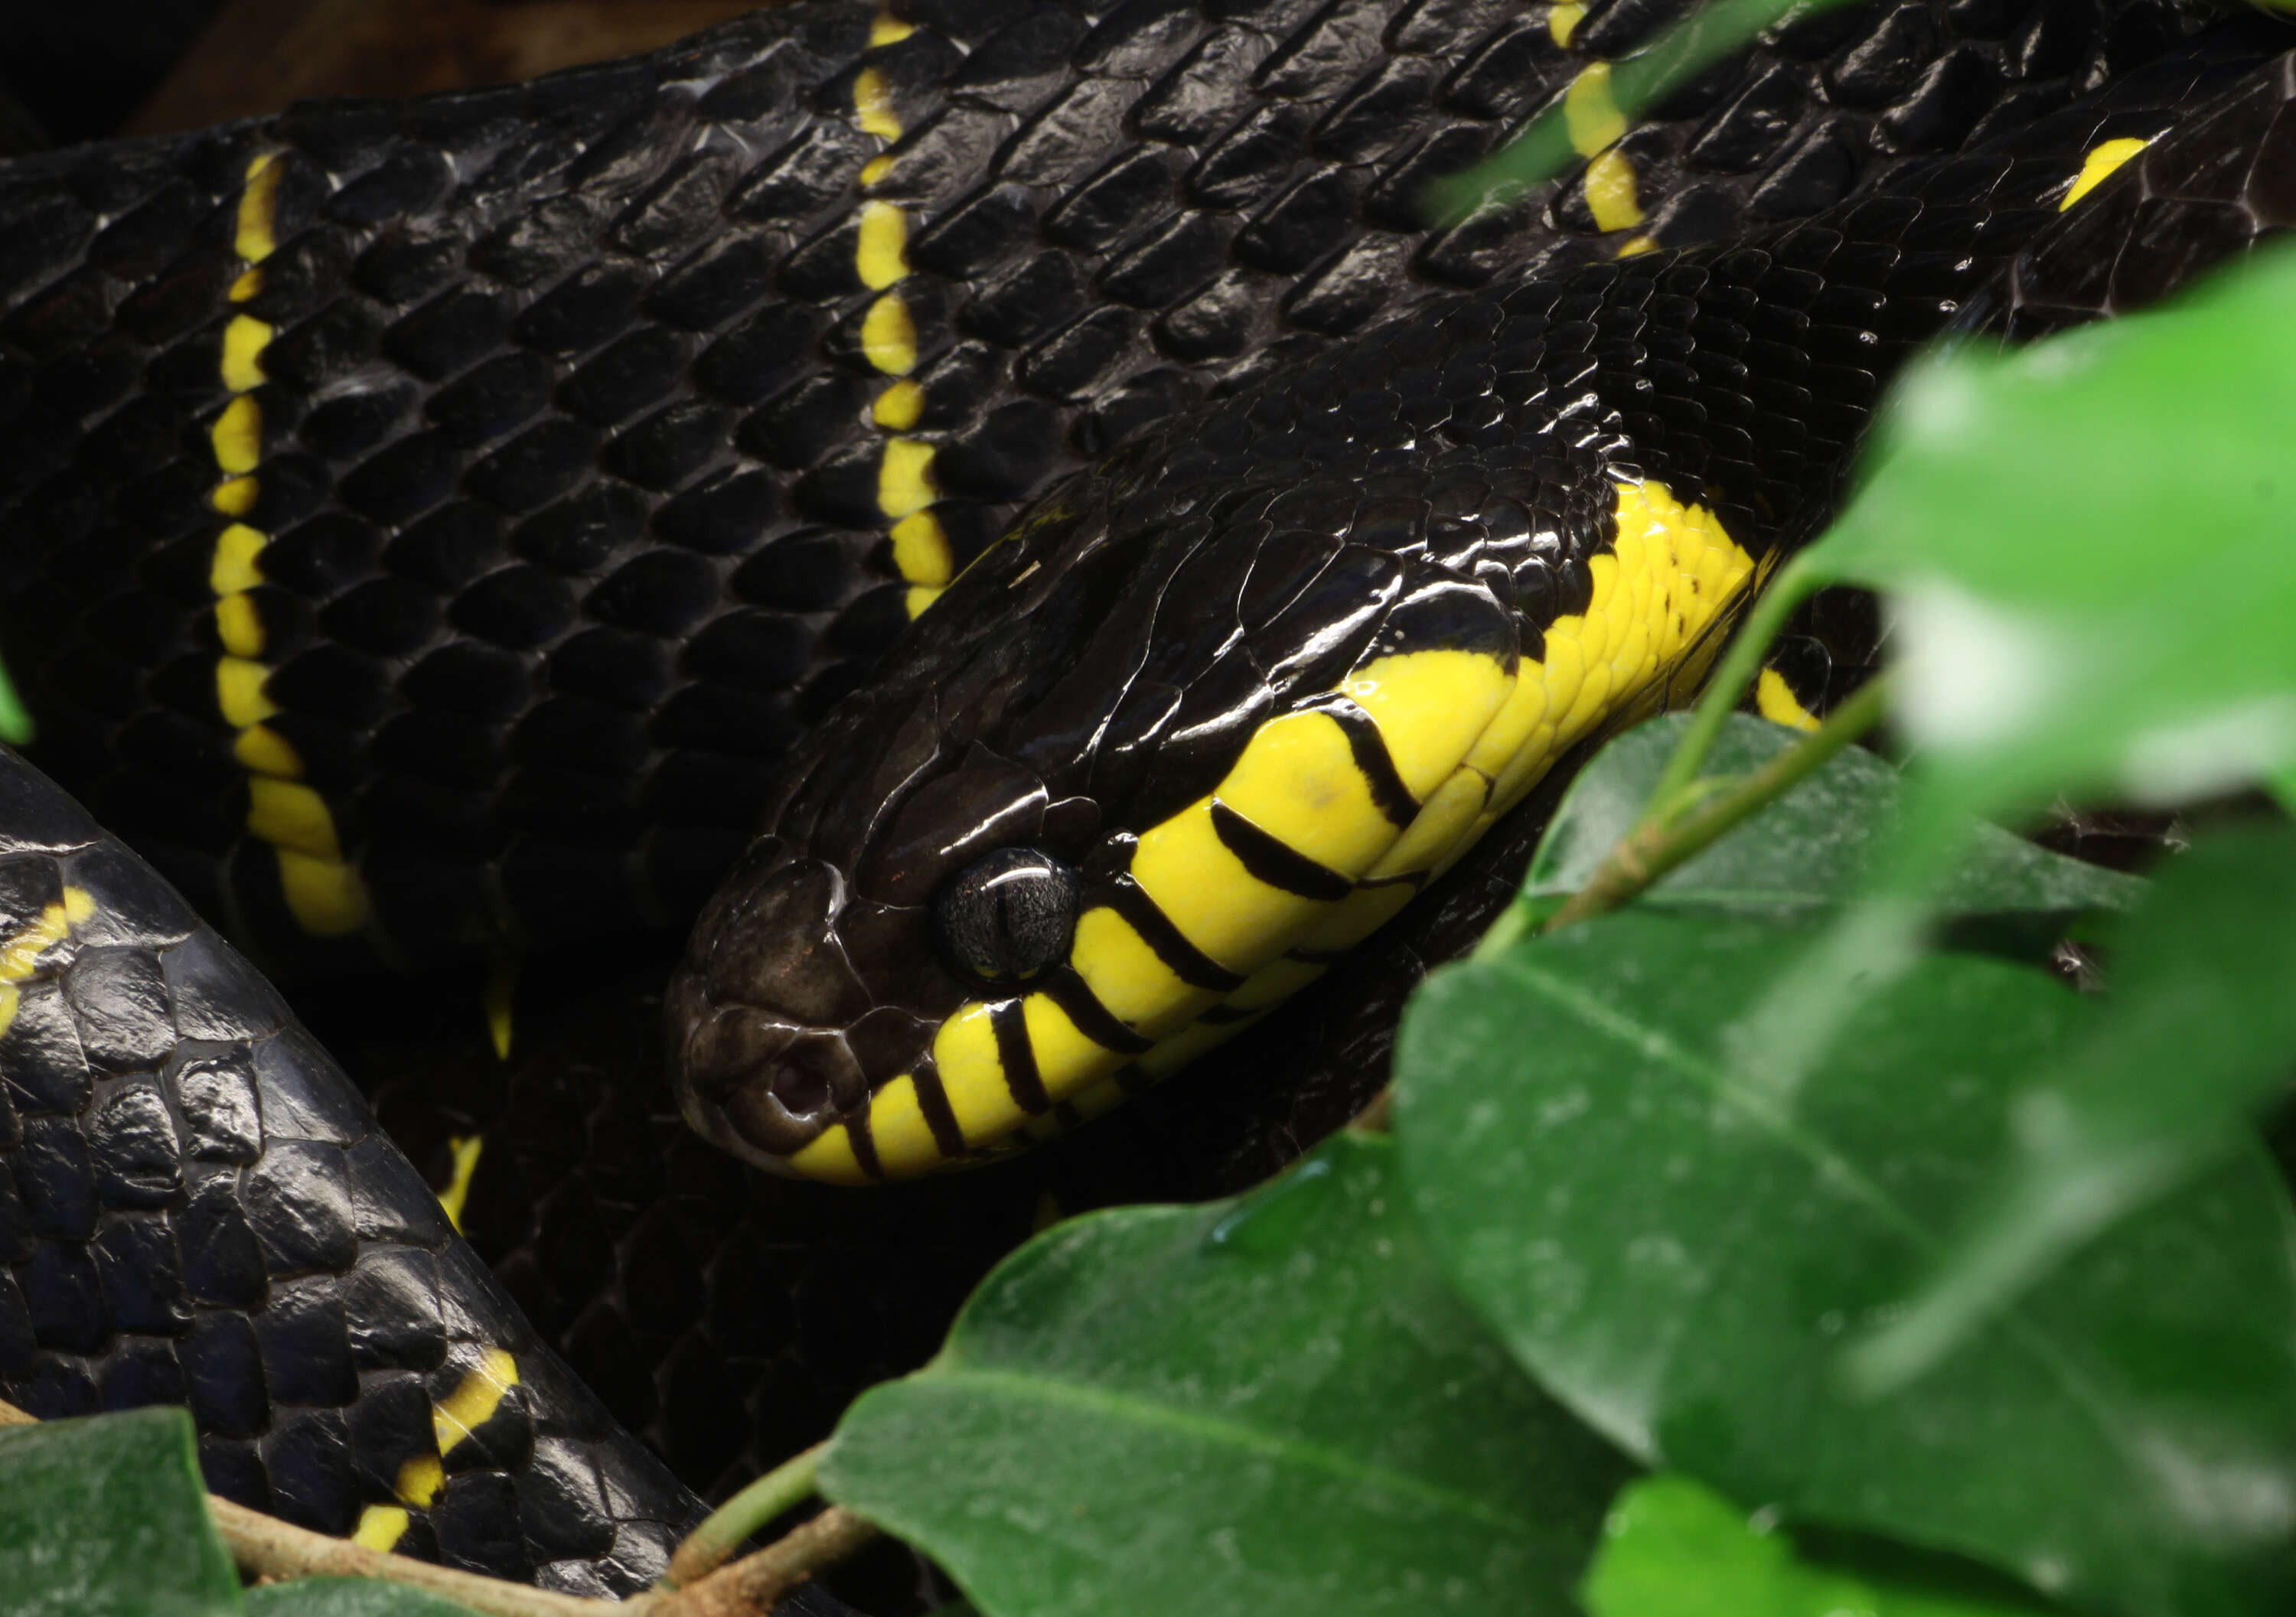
[0,0,2226,976]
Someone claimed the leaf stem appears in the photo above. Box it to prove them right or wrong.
[1540,676,1890,935]
[662,1442,827,1588]
[1645,553,1826,821]
[651,1507,881,1617]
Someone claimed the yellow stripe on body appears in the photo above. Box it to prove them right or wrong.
[0,887,95,1040]
[220,315,271,392]
[234,153,284,261]
[853,67,903,139]
[435,1135,484,1231]
[1583,151,1644,235]
[211,153,368,938]
[1561,63,1648,236]
[2061,136,2151,210]
[874,377,925,430]
[433,1347,520,1450]
[1564,61,1626,155]
[347,1344,517,1547]
[351,1506,411,1550]
[856,201,909,292]
[850,12,947,622]
[1548,2,1586,46]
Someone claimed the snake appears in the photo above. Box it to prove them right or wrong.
[0,0,2291,1607]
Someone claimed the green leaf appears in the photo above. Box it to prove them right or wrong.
[1524,713,2143,927]
[0,1407,240,1617]
[1805,241,2296,826]
[1582,1475,2053,1617]
[820,1133,1631,1617]
[1854,825,2296,1388]
[1395,914,2296,1617]
[244,1582,476,1617]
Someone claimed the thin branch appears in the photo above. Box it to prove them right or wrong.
[1644,551,1827,820]
[211,1495,628,1617]
[651,1508,881,1617]
[662,1443,827,1588]
[1539,676,1889,934]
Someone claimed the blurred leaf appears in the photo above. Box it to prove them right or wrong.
[1853,825,2296,1389]
[1395,914,2296,1617]
[1427,0,1865,222]
[1525,713,2143,927]
[0,1407,238,1617]
[820,1134,1629,1617]
[245,1582,475,1617]
[1806,242,2296,827]
[1582,1475,2053,1617]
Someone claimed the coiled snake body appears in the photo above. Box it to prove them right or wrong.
[0,0,2291,1603]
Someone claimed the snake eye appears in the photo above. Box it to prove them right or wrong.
[932,846,1079,986]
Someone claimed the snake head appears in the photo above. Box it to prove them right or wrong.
[664,456,1549,1183]
[669,288,1761,1183]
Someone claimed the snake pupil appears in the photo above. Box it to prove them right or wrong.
[933,847,1080,986]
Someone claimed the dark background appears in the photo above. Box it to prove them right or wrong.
[0,0,765,150]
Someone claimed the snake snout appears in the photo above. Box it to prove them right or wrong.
[669,851,892,1168]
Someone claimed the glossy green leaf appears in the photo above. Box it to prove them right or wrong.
[1582,1475,2052,1617]
[820,1133,1631,1617]
[1395,914,2296,1617]
[245,1581,476,1617]
[0,1407,239,1617]
[1806,242,2296,825]
[1854,825,2296,1387]
[1524,713,2143,925]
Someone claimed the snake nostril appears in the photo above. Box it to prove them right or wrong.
[693,1022,866,1163]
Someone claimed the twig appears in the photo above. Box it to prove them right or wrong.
[1643,551,1826,819]
[1538,676,1888,935]
[211,1496,627,1617]
[651,1508,881,1617]
[662,1443,826,1587]
[3,1397,621,1617]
